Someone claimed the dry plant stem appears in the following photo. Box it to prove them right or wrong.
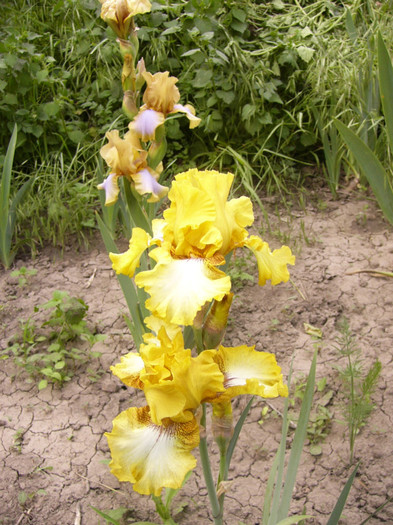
[199,403,223,525]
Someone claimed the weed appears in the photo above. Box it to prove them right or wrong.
[10,266,37,287]
[334,317,382,463]
[2,291,105,389]
[227,251,254,290]
[11,428,26,454]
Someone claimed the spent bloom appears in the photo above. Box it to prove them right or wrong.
[109,168,295,325]
[100,0,151,39]
[130,72,201,140]
[97,127,168,204]
[105,326,287,495]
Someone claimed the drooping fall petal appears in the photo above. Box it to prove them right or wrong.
[110,227,151,278]
[245,236,295,286]
[211,344,288,401]
[135,257,231,325]
[106,406,199,496]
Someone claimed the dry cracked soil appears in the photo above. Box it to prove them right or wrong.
[1,189,393,525]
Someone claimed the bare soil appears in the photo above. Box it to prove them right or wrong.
[1,190,393,525]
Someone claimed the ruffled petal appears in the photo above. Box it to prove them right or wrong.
[135,258,231,325]
[105,406,199,496]
[97,173,120,206]
[143,71,180,114]
[110,352,145,388]
[132,168,168,202]
[245,236,295,286]
[172,103,201,128]
[212,345,288,401]
[109,227,151,278]
[131,108,165,141]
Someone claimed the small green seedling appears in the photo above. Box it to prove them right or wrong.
[3,291,105,389]
[334,317,382,463]
[10,266,37,287]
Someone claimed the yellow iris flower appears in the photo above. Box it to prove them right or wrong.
[97,128,168,204]
[130,72,201,140]
[106,332,287,496]
[109,168,295,325]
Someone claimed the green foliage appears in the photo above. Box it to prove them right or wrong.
[0,125,33,268]
[2,291,105,389]
[334,317,382,463]
[10,266,37,287]
[0,0,123,169]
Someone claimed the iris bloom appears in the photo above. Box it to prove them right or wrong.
[100,0,151,39]
[97,128,168,204]
[106,328,287,495]
[110,168,295,325]
[130,72,201,140]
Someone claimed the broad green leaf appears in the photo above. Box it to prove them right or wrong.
[297,46,314,63]
[377,33,393,151]
[335,120,393,225]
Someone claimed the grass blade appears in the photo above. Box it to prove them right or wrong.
[277,350,317,520]
[377,32,393,151]
[225,396,254,477]
[326,464,359,525]
[335,119,393,225]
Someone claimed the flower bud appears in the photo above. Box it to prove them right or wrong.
[122,91,138,119]
[202,293,233,349]
[212,401,233,443]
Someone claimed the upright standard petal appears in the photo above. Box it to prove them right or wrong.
[143,71,180,114]
[245,236,295,286]
[106,406,199,496]
[135,257,231,325]
[110,227,151,278]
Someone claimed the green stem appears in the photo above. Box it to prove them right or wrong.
[217,439,228,517]
[199,404,222,525]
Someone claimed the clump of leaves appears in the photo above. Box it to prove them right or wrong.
[288,376,333,456]
[334,317,382,463]
[2,291,105,389]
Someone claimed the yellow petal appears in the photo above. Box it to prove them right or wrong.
[105,406,199,496]
[100,129,146,175]
[110,352,145,388]
[135,257,231,325]
[143,71,180,114]
[144,350,224,424]
[109,227,151,277]
[213,345,288,401]
[172,103,201,128]
[245,236,295,286]
[132,168,168,202]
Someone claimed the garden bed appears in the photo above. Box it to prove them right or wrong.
[1,190,392,525]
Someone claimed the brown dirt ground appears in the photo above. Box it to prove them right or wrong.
[1,189,393,525]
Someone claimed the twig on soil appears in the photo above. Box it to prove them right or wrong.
[290,278,307,300]
[74,503,81,525]
[346,269,393,278]
[75,471,129,497]
[15,507,32,525]
[85,268,97,288]
[265,401,297,429]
